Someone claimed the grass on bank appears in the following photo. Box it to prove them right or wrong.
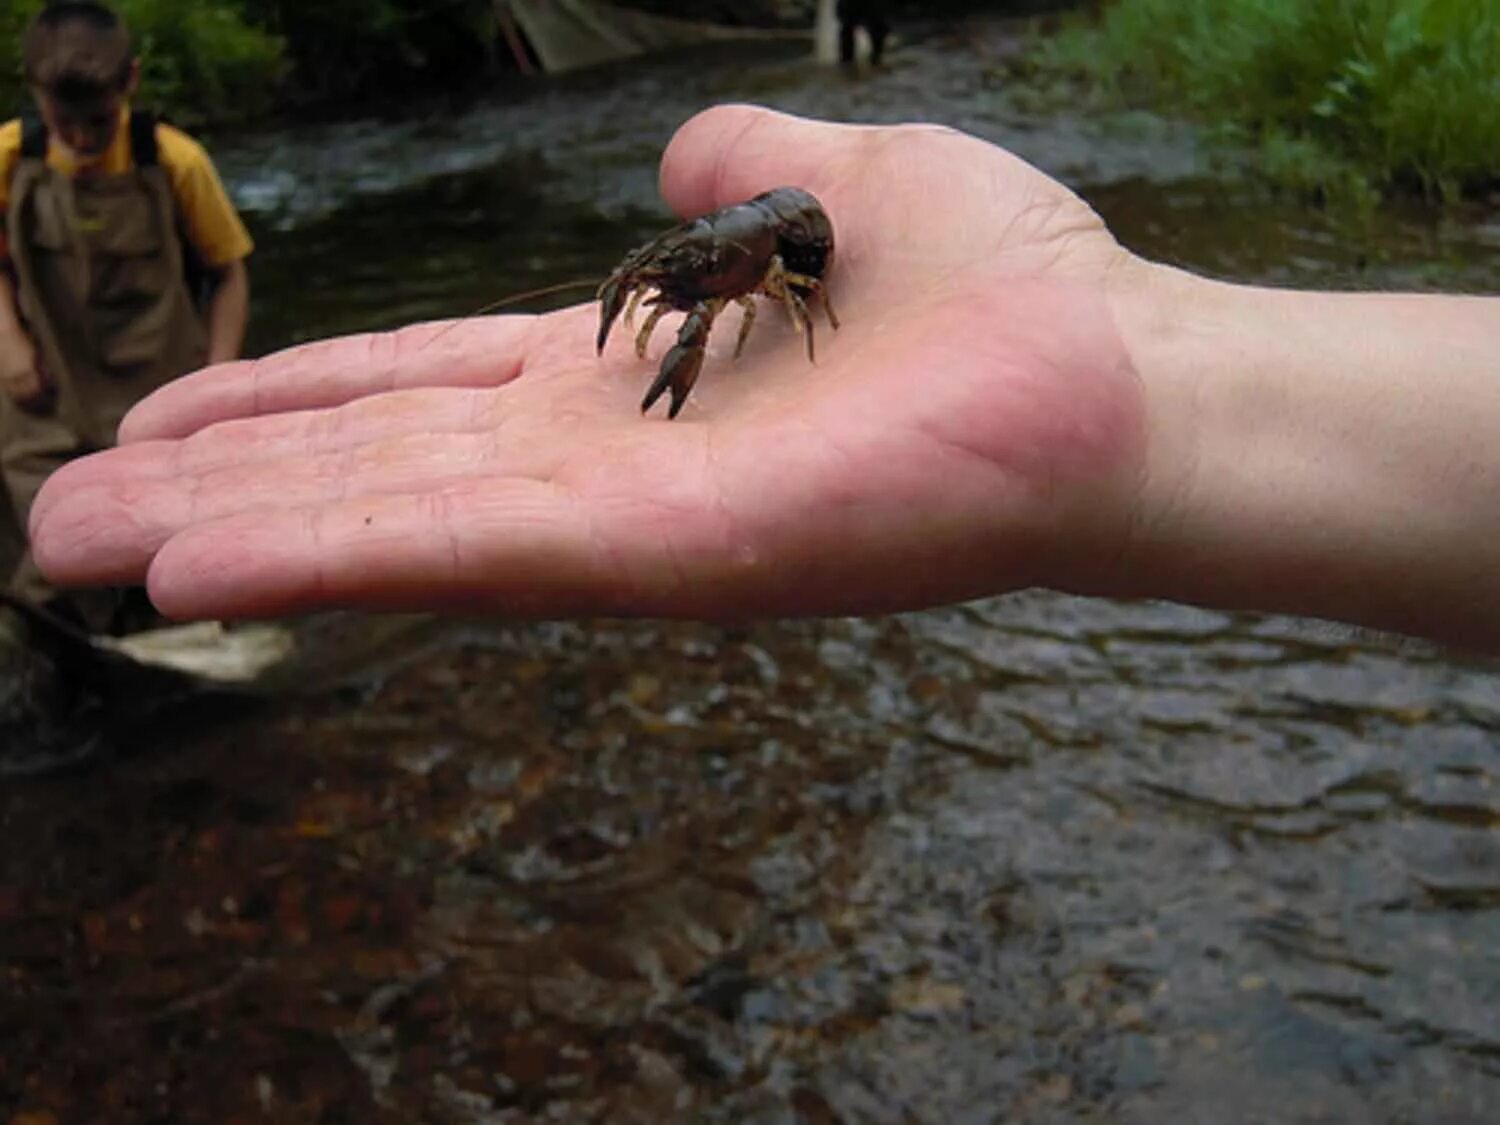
[1032,0,1500,203]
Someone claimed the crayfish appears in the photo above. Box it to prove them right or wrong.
[597,187,839,419]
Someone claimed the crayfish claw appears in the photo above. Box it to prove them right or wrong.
[643,343,705,420]
[599,186,835,418]
[596,277,628,355]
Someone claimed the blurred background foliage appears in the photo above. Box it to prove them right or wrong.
[1033,0,1500,202]
[3,0,282,122]
[2,0,1496,201]
[0,0,502,124]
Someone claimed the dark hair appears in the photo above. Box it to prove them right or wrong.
[21,2,134,98]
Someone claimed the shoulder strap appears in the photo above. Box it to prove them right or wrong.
[132,110,213,306]
[20,112,47,159]
[13,111,158,165]
[128,109,158,166]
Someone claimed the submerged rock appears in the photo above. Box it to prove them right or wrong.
[0,600,210,776]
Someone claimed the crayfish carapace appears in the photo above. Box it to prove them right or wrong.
[596,186,839,419]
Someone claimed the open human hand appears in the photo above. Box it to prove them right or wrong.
[29,104,1148,621]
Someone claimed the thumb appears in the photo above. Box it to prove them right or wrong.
[659,104,872,220]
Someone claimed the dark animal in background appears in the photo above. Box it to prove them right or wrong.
[837,0,892,67]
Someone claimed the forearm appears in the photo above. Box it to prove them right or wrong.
[0,270,33,355]
[1105,257,1500,648]
[203,259,249,364]
[0,269,48,406]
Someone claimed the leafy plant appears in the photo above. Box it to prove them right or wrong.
[0,0,506,124]
[1,0,282,124]
[0,0,46,112]
[121,0,284,124]
[1037,0,1500,202]
[236,0,498,107]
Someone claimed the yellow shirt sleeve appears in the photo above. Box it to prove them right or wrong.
[0,118,23,262]
[0,115,253,268]
[155,122,254,269]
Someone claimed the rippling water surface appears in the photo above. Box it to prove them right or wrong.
[4,14,1499,1123]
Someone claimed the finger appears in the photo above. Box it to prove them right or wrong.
[32,309,645,536]
[31,336,679,589]
[30,307,669,558]
[138,445,737,620]
[61,384,501,488]
[119,312,542,443]
[138,480,617,620]
[659,105,1042,278]
[29,383,507,538]
[659,104,874,219]
[32,368,650,588]
[33,424,556,586]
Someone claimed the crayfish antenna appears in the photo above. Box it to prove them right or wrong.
[417,279,601,352]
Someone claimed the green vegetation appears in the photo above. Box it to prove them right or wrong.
[123,0,284,123]
[2,0,499,126]
[1035,0,1500,202]
[236,0,499,111]
[1,0,281,123]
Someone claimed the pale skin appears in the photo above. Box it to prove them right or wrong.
[0,62,250,407]
[25,105,1500,649]
[0,272,44,406]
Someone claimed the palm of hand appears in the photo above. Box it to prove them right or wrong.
[31,108,1145,620]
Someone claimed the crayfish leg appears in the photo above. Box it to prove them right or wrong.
[635,303,669,359]
[732,296,757,359]
[788,272,839,331]
[596,277,628,354]
[624,287,646,331]
[762,257,826,363]
[786,289,816,363]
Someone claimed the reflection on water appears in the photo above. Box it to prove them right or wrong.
[4,12,1500,1123]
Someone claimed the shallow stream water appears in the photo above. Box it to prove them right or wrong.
[4,14,1500,1123]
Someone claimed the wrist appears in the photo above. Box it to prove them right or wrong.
[1102,258,1500,648]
